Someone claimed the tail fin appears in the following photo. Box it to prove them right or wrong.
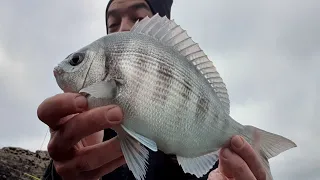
[242,125,297,180]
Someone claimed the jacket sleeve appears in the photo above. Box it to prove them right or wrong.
[42,160,62,180]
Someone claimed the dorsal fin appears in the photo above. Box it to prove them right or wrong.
[130,14,230,114]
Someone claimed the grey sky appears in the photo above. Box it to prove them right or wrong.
[0,0,318,179]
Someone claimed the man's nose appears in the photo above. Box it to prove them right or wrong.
[118,18,134,32]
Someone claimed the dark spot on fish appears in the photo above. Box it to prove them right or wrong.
[151,61,174,104]
[175,78,193,114]
[220,115,230,132]
[195,90,209,122]
[156,61,174,79]
[181,78,192,100]
[134,55,149,74]
[130,56,149,107]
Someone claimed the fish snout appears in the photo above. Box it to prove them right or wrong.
[53,67,64,77]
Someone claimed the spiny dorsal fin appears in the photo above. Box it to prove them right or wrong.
[130,16,150,32]
[130,14,230,114]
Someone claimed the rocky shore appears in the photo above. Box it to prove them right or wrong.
[0,147,51,180]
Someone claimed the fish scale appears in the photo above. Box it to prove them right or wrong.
[117,50,206,117]
[124,57,208,119]
[54,14,296,180]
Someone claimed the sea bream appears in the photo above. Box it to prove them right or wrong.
[53,14,297,180]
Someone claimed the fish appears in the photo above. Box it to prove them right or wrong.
[53,14,297,180]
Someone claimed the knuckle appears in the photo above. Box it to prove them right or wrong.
[47,140,58,158]
[47,134,65,160]
[60,126,75,144]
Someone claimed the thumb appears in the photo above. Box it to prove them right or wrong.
[217,148,236,179]
[208,168,231,180]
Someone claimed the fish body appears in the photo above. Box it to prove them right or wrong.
[54,14,297,180]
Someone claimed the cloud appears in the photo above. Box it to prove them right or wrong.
[0,0,318,179]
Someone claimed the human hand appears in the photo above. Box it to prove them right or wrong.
[208,135,266,180]
[37,93,125,180]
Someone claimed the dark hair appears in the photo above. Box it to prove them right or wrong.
[105,0,173,34]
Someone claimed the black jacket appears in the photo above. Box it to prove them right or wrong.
[42,129,219,180]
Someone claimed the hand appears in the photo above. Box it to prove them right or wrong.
[37,93,126,180]
[208,135,266,180]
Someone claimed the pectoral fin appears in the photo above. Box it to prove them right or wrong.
[79,80,117,99]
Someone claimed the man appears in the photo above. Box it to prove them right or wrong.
[40,0,267,179]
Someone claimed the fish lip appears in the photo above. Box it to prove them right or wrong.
[53,66,64,77]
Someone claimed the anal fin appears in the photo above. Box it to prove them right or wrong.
[177,150,220,178]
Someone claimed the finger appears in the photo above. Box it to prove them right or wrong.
[219,148,256,180]
[37,93,88,130]
[48,106,123,160]
[208,168,231,180]
[80,156,126,180]
[55,137,123,177]
[230,135,266,180]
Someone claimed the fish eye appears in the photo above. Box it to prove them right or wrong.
[69,53,84,66]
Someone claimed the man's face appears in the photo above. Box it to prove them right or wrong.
[107,0,153,34]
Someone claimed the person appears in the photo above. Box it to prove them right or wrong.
[39,0,267,179]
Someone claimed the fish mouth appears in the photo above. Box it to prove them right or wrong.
[53,66,64,77]
[53,66,80,94]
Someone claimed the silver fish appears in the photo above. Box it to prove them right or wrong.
[53,14,297,180]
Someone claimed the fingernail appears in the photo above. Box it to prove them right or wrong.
[105,106,122,122]
[231,135,244,149]
[75,95,87,110]
[221,148,232,159]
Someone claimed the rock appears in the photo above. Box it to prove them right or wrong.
[0,147,51,180]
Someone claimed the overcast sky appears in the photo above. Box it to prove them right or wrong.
[0,0,319,179]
